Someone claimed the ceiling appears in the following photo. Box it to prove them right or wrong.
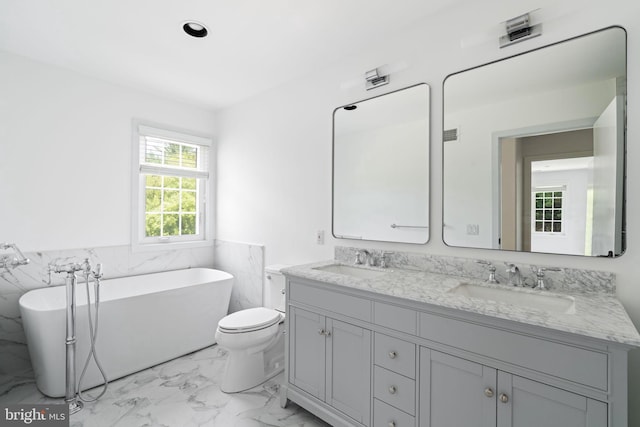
[0,0,459,110]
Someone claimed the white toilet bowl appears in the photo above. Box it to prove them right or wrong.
[215,307,285,393]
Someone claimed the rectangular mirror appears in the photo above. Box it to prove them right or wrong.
[443,27,626,257]
[333,83,430,244]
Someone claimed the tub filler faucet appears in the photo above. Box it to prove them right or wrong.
[0,242,30,269]
[48,258,108,414]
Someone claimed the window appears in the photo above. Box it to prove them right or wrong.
[133,122,211,249]
[533,188,564,233]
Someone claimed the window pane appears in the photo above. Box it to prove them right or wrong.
[544,222,552,232]
[165,143,181,166]
[145,189,162,212]
[535,199,543,209]
[553,192,562,197]
[544,210,552,220]
[146,175,162,187]
[145,143,163,164]
[163,190,180,212]
[535,210,543,220]
[535,192,543,198]
[535,222,543,231]
[182,177,196,190]
[145,214,162,237]
[182,214,196,235]
[164,176,180,189]
[182,191,196,212]
[554,198,562,208]
[163,214,180,236]
[553,210,562,220]
[553,222,562,232]
[544,192,553,197]
[182,146,197,169]
[544,199,553,208]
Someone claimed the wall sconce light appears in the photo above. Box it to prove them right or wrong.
[499,13,542,48]
[365,68,389,90]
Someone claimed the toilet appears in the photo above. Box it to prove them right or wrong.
[215,265,288,393]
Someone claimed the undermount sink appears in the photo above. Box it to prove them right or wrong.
[313,264,389,279]
[449,283,576,314]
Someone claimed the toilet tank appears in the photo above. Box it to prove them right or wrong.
[265,265,289,312]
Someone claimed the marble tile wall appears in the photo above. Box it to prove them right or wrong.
[213,240,265,313]
[335,246,615,294]
[0,244,215,382]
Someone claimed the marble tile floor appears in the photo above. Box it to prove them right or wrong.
[0,345,331,427]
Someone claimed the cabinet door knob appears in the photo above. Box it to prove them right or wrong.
[388,385,397,394]
[499,393,509,403]
[388,422,396,427]
[389,351,398,359]
[484,387,494,398]
[318,329,325,335]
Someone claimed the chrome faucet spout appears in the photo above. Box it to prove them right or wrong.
[505,263,523,286]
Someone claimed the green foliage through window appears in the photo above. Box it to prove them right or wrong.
[534,190,563,233]
[144,174,199,237]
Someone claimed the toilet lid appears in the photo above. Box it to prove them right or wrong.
[218,307,281,332]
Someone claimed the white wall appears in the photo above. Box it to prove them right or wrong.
[531,168,590,255]
[216,0,640,420]
[0,52,216,252]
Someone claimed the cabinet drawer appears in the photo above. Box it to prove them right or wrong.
[289,281,371,321]
[419,312,608,390]
[374,366,416,415]
[375,333,416,379]
[374,302,417,335]
[374,398,415,427]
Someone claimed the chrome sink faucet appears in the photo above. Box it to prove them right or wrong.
[505,263,523,287]
[360,250,375,267]
[476,260,498,284]
[532,267,562,290]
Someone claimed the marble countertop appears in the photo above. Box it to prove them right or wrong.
[282,260,640,347]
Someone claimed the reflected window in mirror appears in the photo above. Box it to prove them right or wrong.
[333,83,430,244]
[443,27,626,257]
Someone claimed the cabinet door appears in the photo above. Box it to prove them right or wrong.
[497,372,607,427]
[420,349,496,427]
[288,307,326,400]
[326,318,372,426]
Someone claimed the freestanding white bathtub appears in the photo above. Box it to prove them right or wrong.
[19,268,233,397]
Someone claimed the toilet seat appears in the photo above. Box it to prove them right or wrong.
[218,307,282,334]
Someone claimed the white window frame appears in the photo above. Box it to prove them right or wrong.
[131,120,213,251]
[532,185,566,235]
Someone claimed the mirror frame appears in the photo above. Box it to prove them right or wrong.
[441,26,627,257]
[332,83,431,244]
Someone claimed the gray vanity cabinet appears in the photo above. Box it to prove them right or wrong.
[420,349,607,427]
[288,305,371,426]
[284,276,627,427]
[420,349,497,427]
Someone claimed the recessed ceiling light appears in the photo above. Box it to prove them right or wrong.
[183,21,208,38]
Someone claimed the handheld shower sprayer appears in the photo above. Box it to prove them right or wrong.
[47,258,109,414]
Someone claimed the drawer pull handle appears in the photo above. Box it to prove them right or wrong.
[389,422,396,427]
[318,329,325,335]
[484,387,494,398]
[499,393,509,403]
[389,351,398,359]
[389,385,397,394]
[317,329,331,337]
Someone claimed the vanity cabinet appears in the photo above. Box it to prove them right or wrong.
[284,276,629,427]
[420,349,607,427]
[288,305,371,426]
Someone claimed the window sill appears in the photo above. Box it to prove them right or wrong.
[131,239,213,253]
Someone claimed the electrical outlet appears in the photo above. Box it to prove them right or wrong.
[466,224,479,235]
[316,230,325,245]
